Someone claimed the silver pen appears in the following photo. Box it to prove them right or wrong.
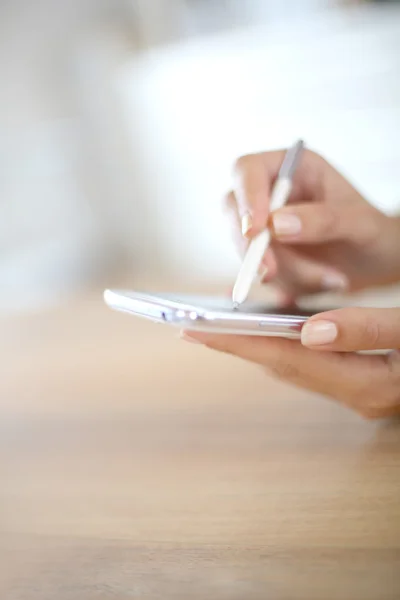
[232,140,304,307]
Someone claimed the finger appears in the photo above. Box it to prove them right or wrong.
[271,202,379,245]
[223,190,255,243]
[224,191,248,255]
[224,190,279,280]
[227,192,347,297]
[180,330,399,417]
[224,189,254,255]
[233,151,292,236]
[265,284,297,308]
[222,189,237,215]
[301,307,400,352]
[263,244,348,295]
[258,247,278,281]
[182,331,345,385]
[224,184,330,295]
[233,154,272,235]
[233,149,321,238]
[223,185,347,297]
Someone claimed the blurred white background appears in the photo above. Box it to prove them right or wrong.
[1,0,400,311]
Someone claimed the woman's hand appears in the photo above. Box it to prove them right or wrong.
[182,306,400,419]
[226,149,400,301]
[182,148,400,419]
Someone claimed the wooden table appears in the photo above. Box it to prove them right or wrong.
[1,291,400,599]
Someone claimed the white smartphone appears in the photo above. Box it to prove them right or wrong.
[104,289,319,339]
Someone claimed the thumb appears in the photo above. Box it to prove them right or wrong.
[301,307,400,352]
[271,202,379,245]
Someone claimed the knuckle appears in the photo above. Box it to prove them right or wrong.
[318,205,340,238]
[232,155,247,176]
[310,149,326,164]
[267,359,300,381]
[357,401,396,420]
[355,393,387,419]
[232,153,256,176]
[357,407,383,420]
[222,191,236,213]
[351,393,385,420]
[362,318,381,349]
[355,212,384,247]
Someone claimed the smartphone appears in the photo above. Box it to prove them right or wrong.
[104,289,319,339]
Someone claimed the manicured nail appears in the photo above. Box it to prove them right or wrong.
[180,332,203,344]
[321,272,348,291]
[301,320,338,346]
[272,213,302,237]
[241,213,252,237]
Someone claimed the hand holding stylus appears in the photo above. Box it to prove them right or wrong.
[226,147,400,304]
[232,140,304,306]
[182,147,400,418]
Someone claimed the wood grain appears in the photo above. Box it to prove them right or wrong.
[1,292,400,599]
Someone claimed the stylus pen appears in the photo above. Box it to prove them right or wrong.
[232,139,304,307]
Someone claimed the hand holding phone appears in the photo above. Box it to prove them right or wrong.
[104,290,320,339]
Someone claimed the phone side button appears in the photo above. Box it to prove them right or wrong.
[258,321,274,328]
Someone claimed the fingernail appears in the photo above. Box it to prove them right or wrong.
[180,332,203,344]
[321,272,348,291]
[258,264,268,280]
[241,213,252,237]
[301,320,338,346]
[272,213,302,237]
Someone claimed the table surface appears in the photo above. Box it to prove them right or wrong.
[1,291,400,600]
